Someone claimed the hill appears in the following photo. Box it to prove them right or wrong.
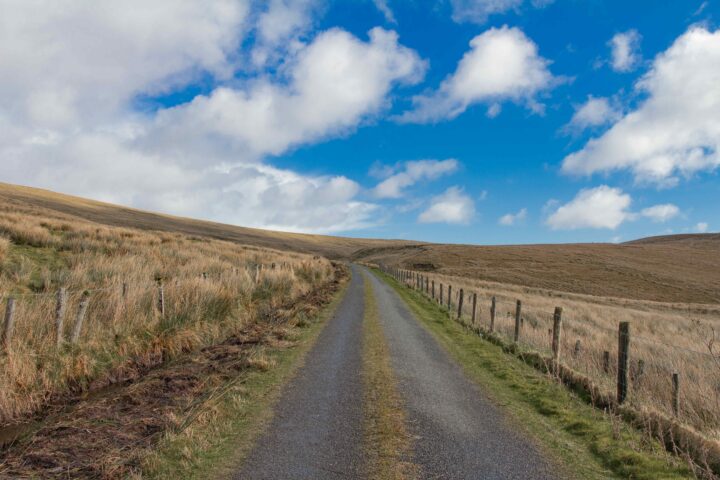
[1,182,718,304]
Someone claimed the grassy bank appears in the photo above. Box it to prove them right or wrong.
[361,274,416,480]
[141,271,350,479]
[373,269,694,480]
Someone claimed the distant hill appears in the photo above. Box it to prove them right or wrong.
[1,182,718,303]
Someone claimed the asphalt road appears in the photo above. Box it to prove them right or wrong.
[234,264,366,479]
[236,265,556,479]
[365,268,555,480]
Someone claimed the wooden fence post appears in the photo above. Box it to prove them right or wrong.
[122,282,128,301]
[617,322,630,404]
[603,351,610,374]
[432,281,435,299]
[447,285,452,310]
[440,284,443,305]
[514,300,522,343]
[71,291,90,344]
[3,297,16,348]
[573,339,582,357]
[551,307,562,364]
[471,293,477,325]
[457,289,464,321]
[55,288,67,347]
[157,282,165,317]
[426,277,429,294]
[672,372,680,417]
[490,296,496,333]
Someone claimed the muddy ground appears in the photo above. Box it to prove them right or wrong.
[0,266,346,479]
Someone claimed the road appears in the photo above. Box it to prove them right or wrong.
[235,265,555,479]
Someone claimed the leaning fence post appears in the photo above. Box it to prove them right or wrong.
[3,297,16,349]
[71,291,90,344]
[440,284,443,305]
[55,288,67,347]
[471,293,477,325]
[426,277,429,294]
[122,282,128,301]
[617,322,630,404]
[514,300,522,343]
[432,281,435,299]
[447,285,452,310]
[457,289,464,321]
[551,307,562,364]
[672,372,680,417]
[490,296,496,333]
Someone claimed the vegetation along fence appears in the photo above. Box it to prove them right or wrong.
[379,265,720,476]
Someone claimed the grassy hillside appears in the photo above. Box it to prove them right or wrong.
[2,182,719,303]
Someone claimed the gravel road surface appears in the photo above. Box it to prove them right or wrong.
[234,264,366,479]
[365,268,556,480]
[237,265,556,479]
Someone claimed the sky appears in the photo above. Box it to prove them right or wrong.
[1,0,718,245]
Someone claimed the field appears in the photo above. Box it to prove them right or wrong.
[0,197,336,427]
[3,183,719,304]
[387,267,720,445]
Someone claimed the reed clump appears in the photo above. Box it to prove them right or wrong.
[0,202,334,422]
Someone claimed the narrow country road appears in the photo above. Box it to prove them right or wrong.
[236,265,556,479]
[234,264,366,479]
[364,268,555,480]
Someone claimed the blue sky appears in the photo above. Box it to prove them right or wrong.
[1,0,718,244]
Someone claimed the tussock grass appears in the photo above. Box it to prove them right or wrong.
[0,202,334,423]
[362,275,417,480]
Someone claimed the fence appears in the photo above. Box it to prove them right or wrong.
[380,265,720,472]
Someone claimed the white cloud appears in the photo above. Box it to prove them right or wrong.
[499,208,527,225]
[0,2,427,234]
[609,30,642,72]
[418,187,475,224]
[696,222,709,233]
[563,27,720,185]
[251,0,318,67]
[640,204,679,223]
[567,96,621,130]
[373,0,397,23]
[546,186,632,230]
[373,159,459,198]
[450,0,554,24]
[398,26,559,123]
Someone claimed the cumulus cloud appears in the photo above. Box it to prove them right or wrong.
[566,96,622,131]
[609,30,642,72]
[546,186,632,230]
[499,208,527,226]
[398,26,560,123]
[418,187,475,224]
[562,27,720,185]
[696,222,709,233]
[0,2,427,233]
[251,0,318,67]
[640,204,679,223]
[450,0,554,24]
[373,159,459,198]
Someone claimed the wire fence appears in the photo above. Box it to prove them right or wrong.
[384,266,720,443]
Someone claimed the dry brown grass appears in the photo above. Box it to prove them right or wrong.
[0,201,334,424]
[395,269,720,443]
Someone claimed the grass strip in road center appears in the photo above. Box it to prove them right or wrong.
[373,269,694,480]
[362,274,418,480]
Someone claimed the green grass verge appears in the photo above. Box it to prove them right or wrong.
[373,269,693,480]
[140,277,350,479]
